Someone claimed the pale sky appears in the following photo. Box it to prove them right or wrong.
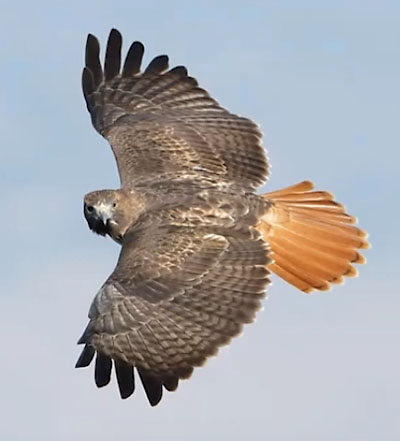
[1,1,399,440]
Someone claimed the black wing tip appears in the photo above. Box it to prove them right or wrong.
[105,28,123,81]
[85,34,100,63]
[82,67,94,104]
[149,395,162,406]
[131,40,145,51]
[75,345,95,368]
[114,363,181,404]
[109,28,122,39]
[86,29,146,82]
[115,359,135,399]
[144,54,170,75]
[86,33,99,47]
[95,352,113,388]
[85,32,103,87]
[75,348,182,405]
[120,390,134,400]
[169,65,188,77]
[107,29,123,51]
[85,29,177,84]
[138,369,163,406]
[163,376,179,392]
[122,40,145,76]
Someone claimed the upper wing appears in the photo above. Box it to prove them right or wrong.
[82,29,269,190]
[76,225,271,405]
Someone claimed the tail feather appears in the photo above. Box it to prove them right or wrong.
[264,180,315,197]
[257,181,368,293]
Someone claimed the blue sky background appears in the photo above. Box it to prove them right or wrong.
[1,1,399,440]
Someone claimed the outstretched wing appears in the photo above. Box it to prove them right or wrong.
[82,29,268,190]
[76,224,271,405]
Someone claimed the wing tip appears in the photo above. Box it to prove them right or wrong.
[95,352,113,388]
[86,33,99,47]
[75,345,95,368]
[104,28,123,81]
[138,369,163,406]
[144,54,170,75]
[122,40,145,76]
[115,359,135,399]
[109,28,122,39]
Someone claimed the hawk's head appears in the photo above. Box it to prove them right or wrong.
[83,189,141,242]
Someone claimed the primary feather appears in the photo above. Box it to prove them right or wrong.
[82,29,269,190]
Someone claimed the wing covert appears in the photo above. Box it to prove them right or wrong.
[76,224,271,405]
[82,29,269,190]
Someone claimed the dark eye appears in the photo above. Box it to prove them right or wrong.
[86,205,94,213]
[112,202,117,208]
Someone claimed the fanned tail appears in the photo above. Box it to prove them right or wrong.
[257,181,369,293]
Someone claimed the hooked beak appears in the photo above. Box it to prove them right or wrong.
[86,203,114,236]
[94,202,113,224]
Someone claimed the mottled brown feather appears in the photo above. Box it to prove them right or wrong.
[78,30,368,407]
[82,29,268,190]
[77,210,271,405]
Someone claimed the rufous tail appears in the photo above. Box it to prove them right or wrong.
[257,181,369,293]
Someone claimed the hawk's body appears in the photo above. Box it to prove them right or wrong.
[77,30,368,405]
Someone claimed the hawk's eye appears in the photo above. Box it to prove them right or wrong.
[86,205,94,213]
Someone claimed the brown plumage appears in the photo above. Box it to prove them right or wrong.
[77,29,368,406]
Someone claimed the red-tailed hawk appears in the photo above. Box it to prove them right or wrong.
[76,29,368,406]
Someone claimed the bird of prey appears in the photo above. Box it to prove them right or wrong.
[76,29,368,406]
